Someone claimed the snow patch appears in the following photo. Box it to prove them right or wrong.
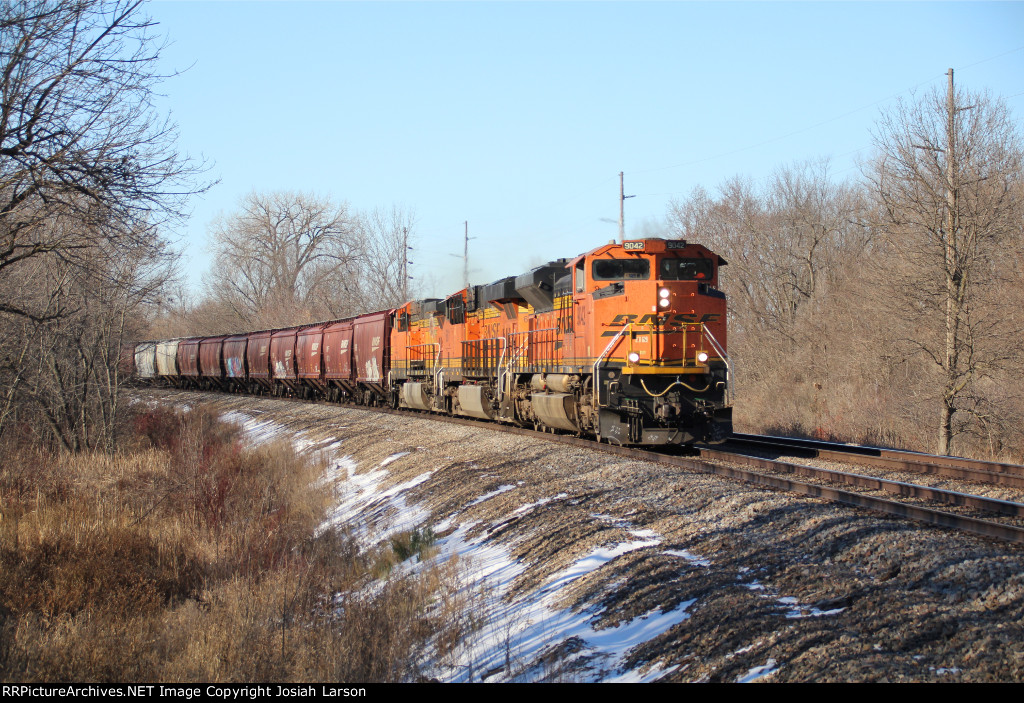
[514,493,568,515]
[467,484,518,508]
[663,549,711,567]
[220,410,293,447]
[737,658,779,683]
[379,451,410,468]
[210,407,701,682]
[323,455,434,543]
[538,537,662,602]
[425,522,681,682]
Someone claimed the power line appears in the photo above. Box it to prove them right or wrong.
[627,44,1024,179]
[956,44,1024,71]
[628,73,946,177]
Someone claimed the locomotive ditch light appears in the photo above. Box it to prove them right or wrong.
[628,352,641,364]
[697,351,709,363]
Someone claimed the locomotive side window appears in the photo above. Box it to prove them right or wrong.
[660,257,714,281]
[591,258,650,281]
[575,259,585,293]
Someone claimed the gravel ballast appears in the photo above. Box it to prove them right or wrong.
[142,390,1024,682]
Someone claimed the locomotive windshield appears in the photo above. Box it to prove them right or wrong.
[592,258,650,281]
[659,257,714,281]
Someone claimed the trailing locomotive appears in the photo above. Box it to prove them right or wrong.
[135,238,732,445]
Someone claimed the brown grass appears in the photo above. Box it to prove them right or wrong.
[0,406,469,682]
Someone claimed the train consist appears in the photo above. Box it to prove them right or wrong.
[135,238,732,445]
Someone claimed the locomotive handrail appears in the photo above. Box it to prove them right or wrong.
[592,323,633,409]
[506,327,558,373]
[464,336,507,399]
[433,343,444,396]
[502,333,531,400]
[497,341,507,403]
[402,342,440,379]
[702,325,732,406]
[505,335,527,379]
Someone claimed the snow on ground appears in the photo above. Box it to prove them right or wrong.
[220,410,292,445]
[466,484,518,508]
[424,519,691,682]
[737,659,780,683]
[663,549,712,567]
[513,493,568,516]
[738,579,846,620]
[379,451,410,468]
[216,407,705,682]
[320,454,434,545]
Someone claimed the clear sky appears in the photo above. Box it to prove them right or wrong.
[147,1,1024,299]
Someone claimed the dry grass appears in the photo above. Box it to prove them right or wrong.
[0,406,470,682]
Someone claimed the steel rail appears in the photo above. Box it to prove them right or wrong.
[697,447,1024,517]
[730,434,1024,488]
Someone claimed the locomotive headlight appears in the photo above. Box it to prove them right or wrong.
[628,352,641,363]
[658,297,670,308]
[659,288,670,298]
[697,351,709,363]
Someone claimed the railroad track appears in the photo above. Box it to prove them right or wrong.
[727,433,1024,489]
[145,388,1024,546]
[692,441,1024,544]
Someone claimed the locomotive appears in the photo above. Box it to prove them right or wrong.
[135,238,732,445]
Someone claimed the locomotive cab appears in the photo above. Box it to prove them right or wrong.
[574,238,732,445]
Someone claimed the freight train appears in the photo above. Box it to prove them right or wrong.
[134,238,732,445]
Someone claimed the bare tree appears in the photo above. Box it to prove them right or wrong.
[865,73,1024,455]
[0,0,206,320]
[0,215,177,450]
[352,205,417,310]
[0,0,202,449]
[668,160,867,340]
[204,191,362,328]
[667,162,878,440]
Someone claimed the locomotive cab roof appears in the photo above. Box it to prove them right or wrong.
[577,238,727,267]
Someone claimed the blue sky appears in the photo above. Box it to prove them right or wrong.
[148,1,1024,299]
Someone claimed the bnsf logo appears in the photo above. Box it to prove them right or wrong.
[610,313,721,325]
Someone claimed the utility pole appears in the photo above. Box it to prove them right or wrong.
[449,222,476,291]
[941,67,958,456]
[618,171,635,244]
[910,68,968,455]
[464,221,470,290]
[401,226,410,302]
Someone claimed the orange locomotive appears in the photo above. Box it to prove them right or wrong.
[390,237,731,445]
